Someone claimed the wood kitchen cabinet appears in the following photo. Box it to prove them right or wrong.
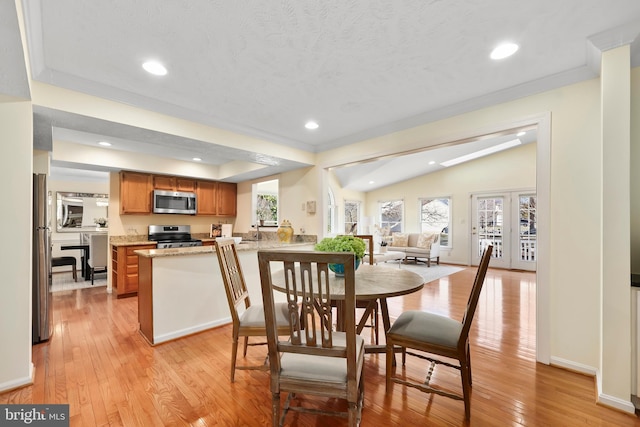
[153,175,196,192]
[196,180,217,215]
[196,181,237,216]
[216,182,237,216]
[111,243,156,298]
[120,171,152,214]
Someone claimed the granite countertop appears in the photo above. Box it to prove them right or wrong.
[111,240,157,247]
[134,241,314,258]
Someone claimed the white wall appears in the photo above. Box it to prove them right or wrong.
[0,100,33,392]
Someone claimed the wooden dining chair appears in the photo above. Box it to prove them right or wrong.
[214,239,290,382]
[258,250,365,427]
[385,245,493,420]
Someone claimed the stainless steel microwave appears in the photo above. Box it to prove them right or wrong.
[153,190,197,214]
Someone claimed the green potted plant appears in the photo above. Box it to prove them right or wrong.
[314,235,366,276]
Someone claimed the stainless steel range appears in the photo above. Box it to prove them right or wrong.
[148,225,203,249]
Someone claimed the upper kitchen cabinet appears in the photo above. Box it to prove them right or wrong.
[120,171,152,214]
[216,182,237,216]
[196,181,237,216]
[153,175,196,192]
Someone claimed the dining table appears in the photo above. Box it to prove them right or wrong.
[270,263,425,355]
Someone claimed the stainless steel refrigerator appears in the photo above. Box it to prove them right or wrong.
[32,173,52,343]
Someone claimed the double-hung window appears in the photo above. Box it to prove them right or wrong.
[419,197,451,247]
[379,200,403,233]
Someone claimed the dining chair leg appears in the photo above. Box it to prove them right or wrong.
[385,340,394,393]
[466,341,472,386]
[230,334,239,382]
[461,360,472,420]
[272,393,281,427]
[90,267,94,285]
[243,336,249,357]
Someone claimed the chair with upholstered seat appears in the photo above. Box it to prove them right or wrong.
[214,239,290,382]
[258,250,365,427]
[87,234,108,285]
[385,245,493,420]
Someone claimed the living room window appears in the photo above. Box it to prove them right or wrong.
[344,200,360,234]
[419,197,451,247]
[378,200,403,233]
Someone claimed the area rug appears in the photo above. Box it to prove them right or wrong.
[51,272,107,292]
[382,261,464,284]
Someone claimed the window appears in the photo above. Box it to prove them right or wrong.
[253,179,278,226]
[344,200,360,234]
[379,200,403,233]
[419,197,451,247]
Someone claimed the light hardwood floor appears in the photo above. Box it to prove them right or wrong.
[2,266,639,426]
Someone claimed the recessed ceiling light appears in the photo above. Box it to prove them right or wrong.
[490,43,519,60]
[142,61,167,76]
[369,181,375,185]
[305,121,319,130]
[98,141,111,147]
[428,161,436,165]
[192,157,202,162]
[517,131,526,137]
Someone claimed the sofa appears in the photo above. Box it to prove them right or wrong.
[388,232,441,267]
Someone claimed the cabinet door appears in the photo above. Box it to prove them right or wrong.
[196,180,217,215]
[216,182,237,216]
[176,178,196,192]
[153,175,176,190]
[120,171,152,214]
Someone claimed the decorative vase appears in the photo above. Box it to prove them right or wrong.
[276,219,293,243]
[329,258,361,276]
[380,245,388,254]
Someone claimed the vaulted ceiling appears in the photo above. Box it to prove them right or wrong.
[9,1,640,188]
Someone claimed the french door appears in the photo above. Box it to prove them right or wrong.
[471,190,537,271]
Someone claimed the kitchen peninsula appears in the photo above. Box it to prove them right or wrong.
[135,241,313,345]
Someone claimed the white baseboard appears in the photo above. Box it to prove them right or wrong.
[0,363,34,394]
[550,356,598,376]
[596,370,637,414]
[550,357,635,414]
[153,317,231,345]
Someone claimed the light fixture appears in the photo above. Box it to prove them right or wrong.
[305,121,319,130]
[98,141,111,147]
[428,161,436,165]
[369,180,375,185]
[517,131,526,137]
[440,139,522,167]
[192,157,202,162]
[142,60,168,76]
[490,43,519,60]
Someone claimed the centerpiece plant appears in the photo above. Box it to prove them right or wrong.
[314,235,366,275]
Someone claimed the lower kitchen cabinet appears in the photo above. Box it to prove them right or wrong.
[111,243,156,298]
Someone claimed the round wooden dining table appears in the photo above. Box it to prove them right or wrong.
[271,263,425,354]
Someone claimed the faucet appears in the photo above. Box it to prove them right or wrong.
[253,223,261,241]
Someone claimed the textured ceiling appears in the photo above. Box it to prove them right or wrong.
[18,0,640,187]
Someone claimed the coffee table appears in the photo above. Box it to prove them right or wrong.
[364,250,405,266]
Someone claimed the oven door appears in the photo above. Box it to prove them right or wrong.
[153,190,197,214]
